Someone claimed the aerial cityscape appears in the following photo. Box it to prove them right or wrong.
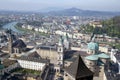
[0,0,120,80]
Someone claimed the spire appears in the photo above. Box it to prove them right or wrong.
[65,55,94,79]
[91,34,96,42]
[90,32,96,42]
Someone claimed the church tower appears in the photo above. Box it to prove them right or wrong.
[57,37,64,68]
[8,29,13,54]
[85,34,99,75]
[63,34,70,50]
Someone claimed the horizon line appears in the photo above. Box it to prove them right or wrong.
[0,7,120,13]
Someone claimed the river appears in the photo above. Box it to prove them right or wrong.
[2,22,23,33]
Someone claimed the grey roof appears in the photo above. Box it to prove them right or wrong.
[17,56,49,63]
[64,50,88,60]
[65,55,93,79]
[3,59,17,68]
[26,42,36,46]
[0,53,10,58]
[12,39,26,48]
[39,46,57,51]
[28,51,41,58]
[115,51,120,62]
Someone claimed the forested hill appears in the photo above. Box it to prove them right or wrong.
[83,16,120,38]
[102,16,120,38]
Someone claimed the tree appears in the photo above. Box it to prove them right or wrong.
[102,16,120,38]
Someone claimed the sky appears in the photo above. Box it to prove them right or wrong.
[0,0,120,12]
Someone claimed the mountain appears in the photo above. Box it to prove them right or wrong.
[44,8,120,16]
[0,8,120,17]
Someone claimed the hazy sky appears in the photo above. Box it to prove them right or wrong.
[0,0,120,12]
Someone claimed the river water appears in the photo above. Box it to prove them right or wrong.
[2,22,23,33]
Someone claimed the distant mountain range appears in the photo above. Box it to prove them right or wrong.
[0,8,120,16]
[43,8,120,16]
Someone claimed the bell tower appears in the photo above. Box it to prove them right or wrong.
[63,34,70,50]
[7,29,13,54]
[57,37,64,67]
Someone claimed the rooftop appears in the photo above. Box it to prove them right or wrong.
[3,59,17,68]
[12,39,26,48]
[114,51,120,62]
[28,51,41,58]
[88,42,99,50]
[39,46,57,51]
[85,53,110,61]
[98,53,110,59]
[0,64,4,70]
[65,55,94,79]
[17,56,49,63]
[85,55,98,61]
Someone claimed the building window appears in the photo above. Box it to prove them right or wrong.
[59,56,61,60]
[90,63,92,65]
[65,74,68,76]
[59,48,61,52]
[59,62,61,65]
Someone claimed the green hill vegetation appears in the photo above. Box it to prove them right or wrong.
[83,16,120,38]
[102,16,120,38]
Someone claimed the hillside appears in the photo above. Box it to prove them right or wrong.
[44,8,120,16]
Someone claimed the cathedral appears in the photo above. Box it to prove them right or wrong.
[85,35,110,79]
[36,34,70,72]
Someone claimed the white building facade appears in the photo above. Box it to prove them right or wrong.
[17,56,49,71]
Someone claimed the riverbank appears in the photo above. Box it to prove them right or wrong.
[0,20,10,28]
[15,24,49,36]
[2,22,22,33]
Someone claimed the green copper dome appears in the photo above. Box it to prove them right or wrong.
[98,53,110,59]
[0,60,4,70]
[88,42,99,50]
[0,65,4,70]
[85,55,98,61]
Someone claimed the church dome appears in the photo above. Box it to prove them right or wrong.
[0,60,4,70]
[98,53,110,59]
[88,42,99,51]
[0,65,4,70]
[85,55,98,61]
